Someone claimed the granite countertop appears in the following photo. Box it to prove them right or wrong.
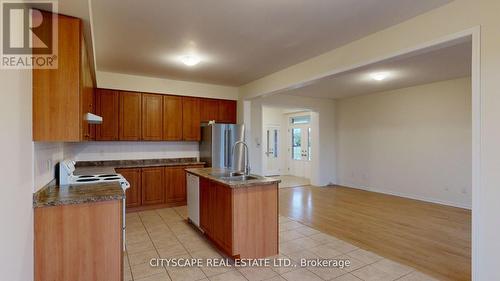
[76,157,205,169]
[34,158,205,208]
[186,167,281,188]
[33,180,124,208]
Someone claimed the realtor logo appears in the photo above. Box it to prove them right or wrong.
[1,1,58,69]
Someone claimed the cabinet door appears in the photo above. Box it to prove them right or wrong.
[119,92,142,140]
[95,89,119,140]
[81,41,95,141]
[163,96,183,140]
[141,167,165,205]
[218,100,237,124]
[142,94,163,140]
[200,99,219,123]
[182,97,201,141]
[33,13,81,141]
[165,167,187,203]
[212,181,233,252]
[199,177,210,232]
[117,168,141,208]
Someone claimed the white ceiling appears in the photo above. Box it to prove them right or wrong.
[89,0,452,86]
[281,37,471,100]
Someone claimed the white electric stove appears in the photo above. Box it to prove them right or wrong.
[59,160,130,190]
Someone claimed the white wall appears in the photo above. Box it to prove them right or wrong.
[0,69,34,281]
[97,71,239,100]
[248,94,335,186]
[335,77,472,208]
[64,141,199,161]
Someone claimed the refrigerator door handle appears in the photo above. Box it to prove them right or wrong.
[224,129,229,168]
[228,129,233,168]
[225,128,233,169]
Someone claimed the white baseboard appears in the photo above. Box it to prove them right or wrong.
[336,180,472,210]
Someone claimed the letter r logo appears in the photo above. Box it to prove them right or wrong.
[2,2,54,55]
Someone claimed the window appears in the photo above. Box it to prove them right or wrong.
[266,128,278,158]
[292,128,302,160]
[290,115,310,125]
[273,129,278,157]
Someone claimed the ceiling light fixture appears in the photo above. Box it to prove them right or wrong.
[180,55,201,66]
[370,72,390,81]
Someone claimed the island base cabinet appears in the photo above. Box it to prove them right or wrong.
[232,184,279,258]
[199,179,278,259]
[34,200,123,281]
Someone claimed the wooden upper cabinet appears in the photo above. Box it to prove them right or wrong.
[141,167,165,205]
[218,100,237,124]
[80,41,95,141]
[165,166,187,203]
[142,94,163,140]
[119,92,142,140]
[95,89,119,140]
[182,97,201,141]
[33,12,95,141]
[163,96,183,141]
[200,99,219,123]
[117,168,141,208]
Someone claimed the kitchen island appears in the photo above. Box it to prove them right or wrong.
[186,168,280,259]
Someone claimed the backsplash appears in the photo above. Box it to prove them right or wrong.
[64,141,199,161]
[34,142,64,191]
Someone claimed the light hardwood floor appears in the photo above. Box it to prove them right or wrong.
[279,185,471,281]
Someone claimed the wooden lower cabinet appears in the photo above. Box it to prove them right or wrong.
[165,166,187,203]
[198,178,279,258]
[212,182,233,253]
[199,177,210,232]
[200,180,232,254]
[119,164,203,211]
[117,168,141,208]
[34,200,122,281]
[141,167,165,205]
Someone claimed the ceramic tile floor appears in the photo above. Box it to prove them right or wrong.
[124,206,440,281]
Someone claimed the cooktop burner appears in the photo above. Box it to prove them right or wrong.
[98,174,119,178]
[76,178,100,182]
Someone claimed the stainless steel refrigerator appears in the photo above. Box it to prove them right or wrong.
[199,123,245,171]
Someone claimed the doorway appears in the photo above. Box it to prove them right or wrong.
[263,126,280,176]
[287,113,312,179]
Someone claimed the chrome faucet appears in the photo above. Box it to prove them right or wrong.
[232,141,250,175]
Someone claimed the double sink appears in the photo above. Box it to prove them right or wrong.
[209,171,260,181]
